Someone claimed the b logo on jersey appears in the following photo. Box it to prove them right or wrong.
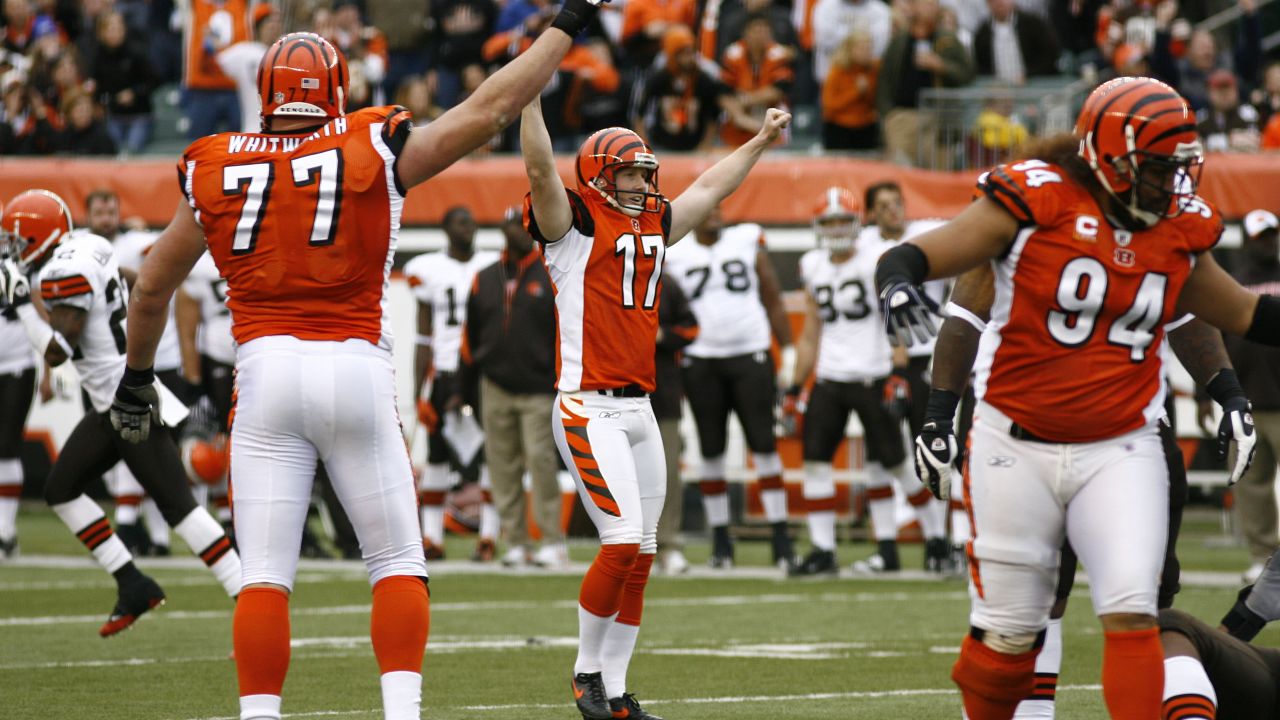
[1114,248,1136,268]
[1073,216,1099,242]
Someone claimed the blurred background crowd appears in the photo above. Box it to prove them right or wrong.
[1,0,1278,166]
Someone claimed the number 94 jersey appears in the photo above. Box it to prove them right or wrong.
[36,232,130,412]
[179,105,413,351]
[975,159,1222,443]
[799,237,893,383]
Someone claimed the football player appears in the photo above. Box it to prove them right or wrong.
[875,76,1273,719]
[112,8,618,717]
[521,95,789,719]
[663,205,796,569]
[0,199,37,560]
[786,188,949,576]
[0,190,242,637]
[403,205,500,562]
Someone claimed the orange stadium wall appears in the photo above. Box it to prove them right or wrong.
[1,153,1276,225]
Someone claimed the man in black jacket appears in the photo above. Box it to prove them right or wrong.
[462,208,566,567]
[652,275,699,574]
[972,0,1060,83]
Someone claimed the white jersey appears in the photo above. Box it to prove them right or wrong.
[403,250,497,373]
[0,312,37,375]
[799,237,894,382]
[861,219,949,357]
[112,229,183,372]
[181,252,236,365]
[664,224,772,358]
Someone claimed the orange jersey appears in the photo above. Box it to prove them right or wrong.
[526,190,672,393]
[184,0,250,90]
[719,42,793,146]
[179,105,413,349]
[973,159,1222,442]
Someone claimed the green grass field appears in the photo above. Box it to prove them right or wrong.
[1,504,1273,719]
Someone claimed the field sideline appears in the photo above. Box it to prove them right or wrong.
[2,505,1273,719]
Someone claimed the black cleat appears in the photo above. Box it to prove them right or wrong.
[770,521,796,569]
[708,526,734,569]
[852,540,902,574]
[788,548,838,577]
[609,693,664,719]
[116,523,150,556]
[146,544,171,558]
[0,535,17,560]
[100,574,166,637]
[924,538,949,573]
[572,672,611,720]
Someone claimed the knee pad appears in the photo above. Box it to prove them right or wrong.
[951,631,1040,707]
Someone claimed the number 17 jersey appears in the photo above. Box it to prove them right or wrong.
[179,105,413,351]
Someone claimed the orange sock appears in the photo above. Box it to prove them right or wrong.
[951,634,1037,720]
[371,576,430,674]
[1103,627,1163,719]
[234,587,291,697]
[616,553,655,626]
[579,543,640,617]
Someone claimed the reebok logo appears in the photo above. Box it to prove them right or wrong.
[598,411,621,419]
[931,438,946,452]
[987,456,1015,468]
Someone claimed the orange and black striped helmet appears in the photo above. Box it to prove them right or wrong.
[1075,76,1203,227]
[256,32,349,128]
[1,189,73,271]
[575,127,663,215]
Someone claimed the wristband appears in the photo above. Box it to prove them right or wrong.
[1245,294,1280,346]
[122,365,156,387]
[550,0,598,38]
[1221,586,1266,641]
[924,388,961,422]
[1205,368,1247,406]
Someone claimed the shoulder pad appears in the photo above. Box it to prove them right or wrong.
[976,159,1070,226]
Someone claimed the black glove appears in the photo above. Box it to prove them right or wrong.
[913,389,961,501]
[1220,584,1266,641]
[1207,369,1256,486]
[551,0,608,37]
[0,259,32,310]
[878,280,939,348]
[110,366,161,444]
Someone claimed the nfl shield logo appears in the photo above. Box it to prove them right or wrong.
[274,92,285,103]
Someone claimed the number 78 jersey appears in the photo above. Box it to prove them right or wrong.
[974,159,1222,443]
[179,105,412,350]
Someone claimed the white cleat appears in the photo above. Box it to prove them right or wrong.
[532,543,570,569]
[661,549,689,575]
[501,546,531,568]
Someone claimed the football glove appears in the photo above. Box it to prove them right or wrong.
[110,367,162,444]
[878,281,939,348]
[1206,370,1256,486]
[915,417,959,501]
[551,0,610,37]
[882,372,911,421]
[0,259,32,310]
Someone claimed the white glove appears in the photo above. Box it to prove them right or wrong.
[1219,397,1257,486]
[776,345,797,390]
[914,418,959,501]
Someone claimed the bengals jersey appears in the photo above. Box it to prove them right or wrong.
[178,105,413,351]
[973,159,1222,443]
[113,230,183,373]
[403,249,498,373]
[526,190,672,393]
[663,223,771,358]
[799,236,894,382]
[181,251,236,365]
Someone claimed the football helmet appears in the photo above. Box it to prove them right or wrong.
[182,435,229,485]
[813,186,861,253]
[575,127,663,216]
[1075,76,1203,228]
[1,190,73,271]
[257,32,349,127]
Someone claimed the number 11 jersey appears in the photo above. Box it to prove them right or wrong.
[179,105,413,351]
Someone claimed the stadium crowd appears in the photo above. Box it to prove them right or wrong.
[1,0,1278,160]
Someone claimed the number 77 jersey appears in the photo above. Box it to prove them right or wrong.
[974,159,1223,443]
[179,105,413,350]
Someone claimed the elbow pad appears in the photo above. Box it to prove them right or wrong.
[873,243,931,295]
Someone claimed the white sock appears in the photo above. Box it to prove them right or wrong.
[0,457,21,541]
[1013,617,1062,718]
[142,498,170,547]
[191,482,209,508]
[802,462,837,551]
[419,463,450,546]
[53,495,131,573]
[914,497,948,541]
[600,622,640,700]
[239,694,282,720]
[703,492,730,529]
[175,508,242,597]
[574,605,618,675]
[866,494,897,542]
[806,511,836,551]
[479,467,500,541]
[113,501,140,526]
[1162,655,1217,718]
[753,453,788,523]
[951,505,972,544]
[380,670,422,720]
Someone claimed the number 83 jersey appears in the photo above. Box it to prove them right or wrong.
[179,105,413,351]
[975,159,1222,443]
[799,237,894,383]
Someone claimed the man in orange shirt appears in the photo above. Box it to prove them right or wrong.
[183,0,249,138]
[720,14,792,146]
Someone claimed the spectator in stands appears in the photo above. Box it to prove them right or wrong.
[821,28,878,149]
[394,73,444,123]
[182,0,248,138]
[31,47,85,112]
[329,0,389,108]
[1048,0,1104,70]
[1111,42,1150,77]
[1250,60,1280,127]
[1197,68,1261,153]
[701,0,798,65]
[55,86,114,153]
[720,13,792,146]
[972,0,1059,84]
[4,0,38,53]
[216,3,279,133]
[634,24,735,151]
[813,0,891,83]
[495,0,551,33]
[653,273,698,575]
[367,0,433,99]
[1151,0,1263,112]
[575,38,630,133]
[876,0,973,167]
[620,0,696,69]
[89,10,153,154]
[430,0,497,108]
[0,75,57,153]
[1263,114,1280,150]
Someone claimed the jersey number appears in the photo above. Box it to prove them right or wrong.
[615,234,665,310]
[813,280,871,322]
[104,275,128,354]
[224,148,344,254]
[443,286,461,327]
[686,260,751,299]
[1046,257,1167,362]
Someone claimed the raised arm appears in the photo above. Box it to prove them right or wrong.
[521,97,572,241]
[396,0,604,188]
[668,108,791,242]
